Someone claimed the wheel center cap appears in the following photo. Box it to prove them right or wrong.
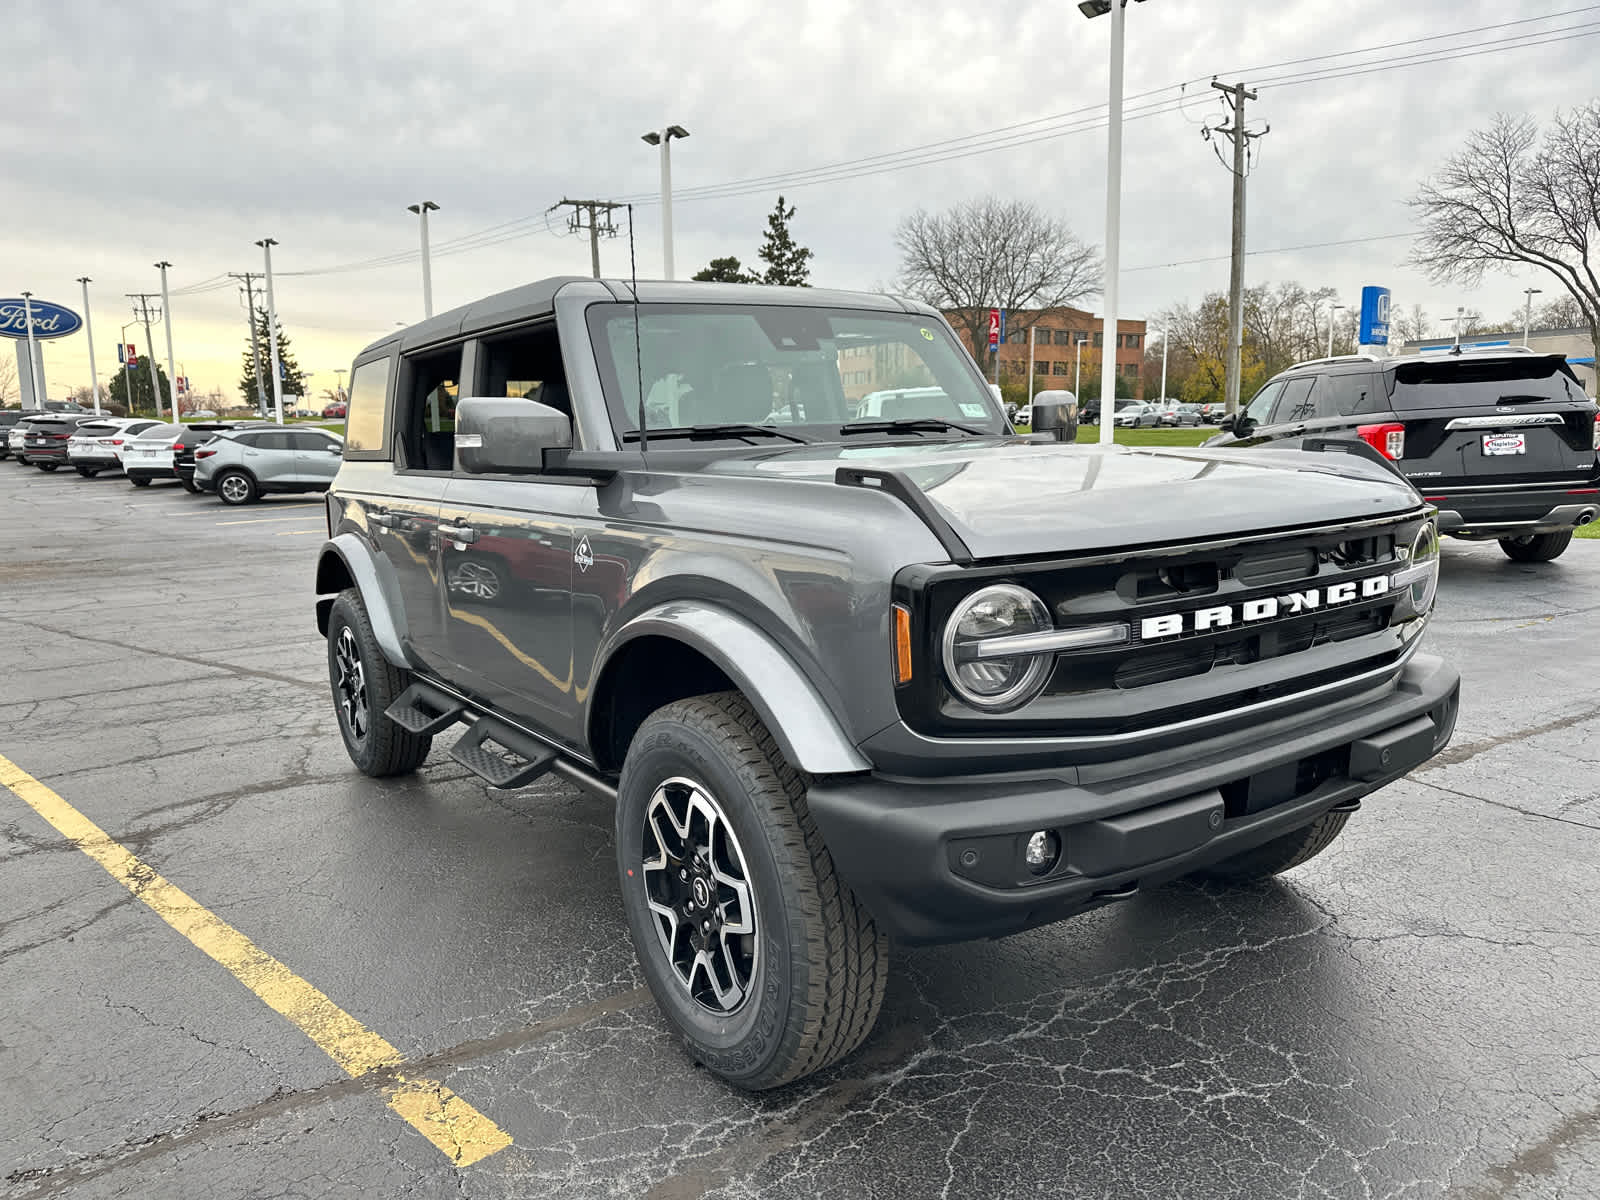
[691,876,711,909]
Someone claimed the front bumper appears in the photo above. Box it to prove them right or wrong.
[807,653,1459,945]
[1432,483,1600,538]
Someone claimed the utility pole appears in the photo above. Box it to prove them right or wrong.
[256,238,285,424]
[127,292,165,418]
[550,198,624,278]
[76,278,102,413]
[229,272,268,417]
[1206,80,1268,416]
[155,262,180,418]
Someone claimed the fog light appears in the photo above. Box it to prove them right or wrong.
[1024,830,1060,875]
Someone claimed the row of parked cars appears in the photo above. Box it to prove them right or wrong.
[0,408,344,504]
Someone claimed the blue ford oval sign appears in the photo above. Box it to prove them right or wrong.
[0,298,83,340]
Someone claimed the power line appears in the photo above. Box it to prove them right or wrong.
[1125,232,1414,273]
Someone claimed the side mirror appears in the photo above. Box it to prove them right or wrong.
[1030,399,1079,443]
[1217,412,1236,433]
[454,397,571,474]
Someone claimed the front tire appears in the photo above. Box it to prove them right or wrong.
[180,476,201,494]
[1194,809,1351,882]
[325,589,432,777]
[616,691,888,1090]
[36,462,59,472]
[1498,530,1573,562]
[75,464,99,478]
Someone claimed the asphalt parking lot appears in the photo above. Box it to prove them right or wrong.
[2,461,1598,1200]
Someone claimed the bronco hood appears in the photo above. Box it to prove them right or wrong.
[707,440,1422,561]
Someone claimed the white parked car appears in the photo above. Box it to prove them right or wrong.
[66,418,163,477]
[122,422,185,487]
[1114,403,1162,428]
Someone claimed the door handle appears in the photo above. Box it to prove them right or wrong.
[439,523,479,544]
[370,511,400,529]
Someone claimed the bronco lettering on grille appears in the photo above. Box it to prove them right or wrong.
[1139,575,1391,640]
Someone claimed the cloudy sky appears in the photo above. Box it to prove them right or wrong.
[6,0,1596,403]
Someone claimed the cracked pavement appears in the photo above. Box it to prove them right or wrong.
[1,464,1597,1198]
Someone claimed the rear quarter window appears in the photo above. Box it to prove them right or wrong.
[1391,358,1583,408]
[344,356,393,458]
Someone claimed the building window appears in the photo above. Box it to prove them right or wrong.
[1053,361,1069,376]
[1050,330,1068,346]
[1093,332,1104,348]
[1035,360,1051,376]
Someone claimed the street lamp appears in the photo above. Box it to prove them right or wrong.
[1158,326,1169,403]
[1522,287,1542,347]
[1454,304,1466,348]
[641,125,690,280]
[407,201,440,318]
[1075,335,1088,399]
[1080,0,1146,445]
[1327,303,1345,359]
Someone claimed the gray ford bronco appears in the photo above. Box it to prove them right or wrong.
[314,278,1460,1089]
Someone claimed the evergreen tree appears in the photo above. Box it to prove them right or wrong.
[238,310,307,410]
[106,359,172,417]
[692,256,760,283]
[757,195,814,286]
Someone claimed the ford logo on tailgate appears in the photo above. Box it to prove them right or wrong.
[0,298,83,340]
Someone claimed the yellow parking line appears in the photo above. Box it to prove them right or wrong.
[275,529,324,536]
[0,754,512,1167]
[216,515,326,526]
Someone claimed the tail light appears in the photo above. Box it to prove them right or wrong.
[111,438,124,446]
[1592,412,1598,451]
[1357,422,1405,460]
[172,440,184,450]
[195,449,217,459]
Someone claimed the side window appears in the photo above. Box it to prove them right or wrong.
[1243,380,1285,425]
[231,432,258,448]
[255,431,294,451]
[344,356,392,456]
[477,324,570,417]
[1321,372,1384,417]
[1277,377,1318,422]
[399,347,462,472]
[291,431,334,451]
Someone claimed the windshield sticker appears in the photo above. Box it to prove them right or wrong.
[920,328,935,341]
[959,403,989,418]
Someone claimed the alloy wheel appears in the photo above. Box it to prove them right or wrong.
[220,474,251,504]
[641,777,758,1014]
[334,626,368,741]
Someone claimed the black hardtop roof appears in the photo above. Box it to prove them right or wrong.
[352,277,934,364]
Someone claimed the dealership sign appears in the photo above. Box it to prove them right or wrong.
[0,298,83,340]
[1358,286,1390,347]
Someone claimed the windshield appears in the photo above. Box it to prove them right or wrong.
[585,303,1006,442]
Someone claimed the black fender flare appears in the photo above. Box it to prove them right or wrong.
[590,601,871,776]
[314,533,409,667]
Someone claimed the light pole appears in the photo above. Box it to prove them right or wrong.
[1075,335,1088,401]
[76,277,103,413]
[1026,325,1037,407]
[256,238,285,425]
[120,320,137,412]
[1454,305,1465,348]
[1158,326,1169,403]
[641,126,690,280]
[155,261,180,418]
[1327,303,1345,359]
[1079,0,1144,446]
[407,201,439,318]
[1522,287,1542,346]
[19,292,41,407]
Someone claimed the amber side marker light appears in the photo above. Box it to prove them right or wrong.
[893,604,914,684]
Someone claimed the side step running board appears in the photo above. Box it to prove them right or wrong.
[448,716,557,790]
[384,681,466,736]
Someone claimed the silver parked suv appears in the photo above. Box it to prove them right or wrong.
[195,426,344,504]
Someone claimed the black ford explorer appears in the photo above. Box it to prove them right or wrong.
[1209,348,1600,561]
[312,278,1461,1089]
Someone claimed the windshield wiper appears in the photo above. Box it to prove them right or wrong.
[840,417,988,436]
[623,423,813,444]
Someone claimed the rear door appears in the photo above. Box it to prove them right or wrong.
[1391,356,1597,488]
[293,431,343,484]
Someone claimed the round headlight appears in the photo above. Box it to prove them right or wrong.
[941,584,1054,711]
[1408,520,1440,615]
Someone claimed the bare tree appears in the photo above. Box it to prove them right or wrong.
[1410,105,1600,361]
[1390,303,1432,345]
[0,353,15,407]
[896,198,1103,362]
[1536,293,1586,329]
